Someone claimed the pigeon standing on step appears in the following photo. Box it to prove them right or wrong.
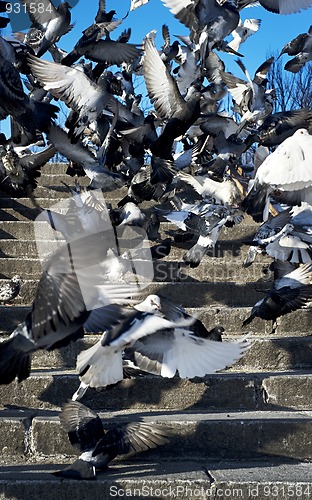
[0,275,22,305]
[53,400,170,479]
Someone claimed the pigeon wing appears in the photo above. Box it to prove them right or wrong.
[27,54,107,114]
[59,400,105,452]
[143,35,185,121]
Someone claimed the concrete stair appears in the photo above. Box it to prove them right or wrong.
[0,163,312,498]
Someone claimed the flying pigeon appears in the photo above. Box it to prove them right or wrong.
[237,0,312,15]
[73,294,195,398]
[46,124,125,190]
[125,296,250,378]
[0,142,56,196]
[53,400,170,479]
[143,33,202,160]
[0,37,59,137]
[227,18,261,54]
[281,25,312,73]
[177,171,242,207]
[243,260,312,332]
[0,230,140,385]
[27,54,116,142]
[161,0,240,63]
[20,0,73,58]
[241,128,312,222]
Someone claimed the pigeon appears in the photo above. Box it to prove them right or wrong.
[0,142,56,196]
[27,54,116,142]
[46,124,125,191]
[237,0,312,15]
[243,208,293,266]
[73,294,195,398]
[0,37,59,137]
[161,0,240,63]
[20,0,73,58]
[60,3,125,67]
[221,57,275,134]
[177,171,242,207]
[143,33,202,160]
[130,0,150,11]
[53,400,170,479]
[0,230,141,385]
[254,108,312,147]
[125,296,250,378]
[241,128,312,222]
[242,260,312,332]
[159,199,243,266]
[0,275,22,305]
[281,25,312,73]
[227,18,261,54]
[118,158,175,206]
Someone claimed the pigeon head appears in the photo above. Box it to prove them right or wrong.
[135,294,161,313]
[11,275,22,285]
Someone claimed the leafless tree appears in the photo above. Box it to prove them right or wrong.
[266,52,312,112]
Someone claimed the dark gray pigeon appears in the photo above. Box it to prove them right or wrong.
[53,400,170,479]
[243,261,312,332]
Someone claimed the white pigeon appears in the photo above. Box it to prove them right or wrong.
[177,171,242,207]
[72,294,195,399]
[227,19,261,54]
[73,294,250,399]
[242,129,312,221]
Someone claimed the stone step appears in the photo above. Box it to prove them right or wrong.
[1,460,312,500]
[40,162,69,174]
[0,219,258,240]
[0,279,279,307]
[1,369,312,412]
[1,409,312,461]
[17,334,312,373]
[0,208,41,221]
[1,322,312,371]
[32,185,129,199]
[36,174,90,186]
[0,257,271,282]
[1,305,311,336]
[0,197,77,209]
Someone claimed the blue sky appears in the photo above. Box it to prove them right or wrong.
[1,0,311,134]
[3,0,311,74]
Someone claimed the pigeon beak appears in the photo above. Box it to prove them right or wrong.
[151,299,161,310]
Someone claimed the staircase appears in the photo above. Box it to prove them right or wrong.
[0,162,312,499]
